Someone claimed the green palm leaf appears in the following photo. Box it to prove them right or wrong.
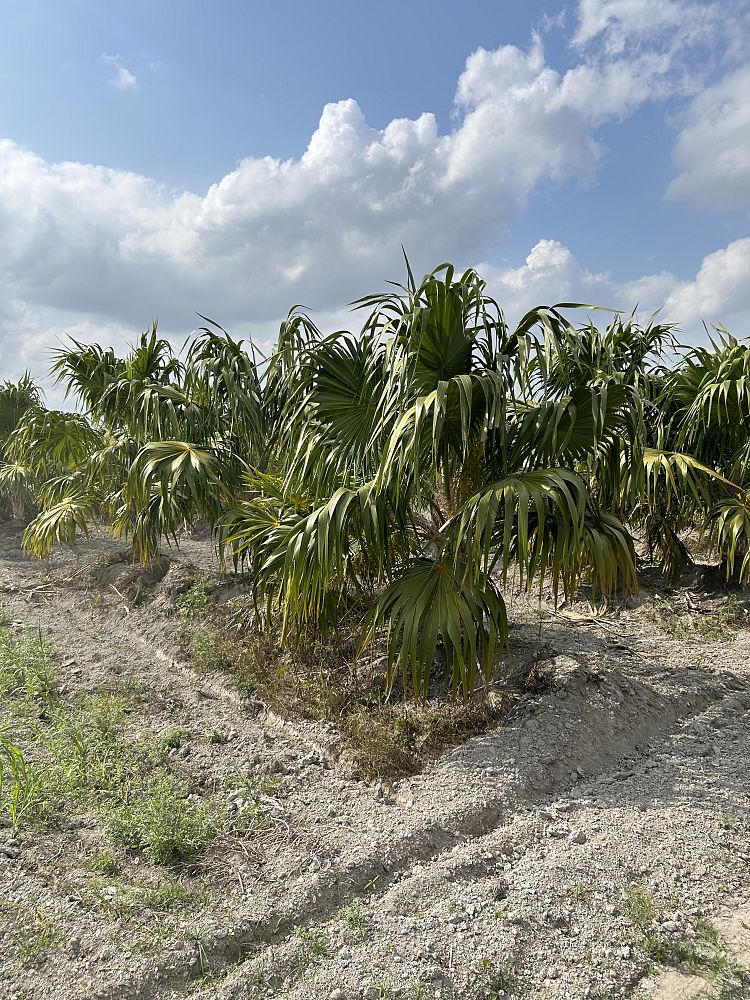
[369,558,507,701]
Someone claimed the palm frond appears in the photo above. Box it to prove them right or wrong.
[708,492,750,584]
[22,492,97,557]
[368,558,507,700]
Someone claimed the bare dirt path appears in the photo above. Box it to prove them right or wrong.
[0,523,748,1000]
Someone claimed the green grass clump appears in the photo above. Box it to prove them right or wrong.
[0,625,57,708]
[622,882,661,931]
[337,896,369,939]
[292,925,330,970]
[44,697,161,803]
[106,775,218,865]
[175,578,214,622]
[0,901,63,963]
[0,724,41,832]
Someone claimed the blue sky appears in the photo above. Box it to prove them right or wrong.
[1,0,749,393]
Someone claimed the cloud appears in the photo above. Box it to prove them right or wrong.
[1,23,731,327]
[666,67,750,210]
[5,235,750,409]
[0,2,747,401]
[664,239,750,325]
[481,238,750,342]
[102,53,138,91]
[481,239,674,326]
[572,0,727,56]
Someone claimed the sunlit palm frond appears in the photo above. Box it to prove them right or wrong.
[22,491,98,557]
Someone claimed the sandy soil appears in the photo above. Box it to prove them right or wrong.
[0,522,748,1000]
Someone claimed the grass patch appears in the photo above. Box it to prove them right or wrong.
[0,723,42,832]
[71,865,203,918]
[292,925,330,970]
[337,896,370,939]
[106,775,219,865]
[645,595,749,641]
[622,883,749,993]
[0,625,57,709]
[0,901,63,963]
[340,697,504,780]
[622,882,661,931]
[0,623,227,866]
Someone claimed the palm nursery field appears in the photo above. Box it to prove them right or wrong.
[1,263,749,999]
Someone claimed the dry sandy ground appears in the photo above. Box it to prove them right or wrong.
[0,522,748,1000]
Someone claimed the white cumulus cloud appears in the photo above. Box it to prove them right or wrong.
[481,238,750,342]
[0,2,748,401]
[667,67,750,210]
[664,239,750,325]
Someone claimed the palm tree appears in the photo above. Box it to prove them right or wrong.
[221,264,639,699]
[659,330,750,583]
[0,374,44,518]
[16,323,265,560]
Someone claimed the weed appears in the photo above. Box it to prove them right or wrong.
[75,869,200,918]
[1,902,63,962]
[185,927,210,978]
[44,699,161,803]
[85,847,117,875]
[622,882,660,931]
[368,984,437,1000]
[189,626,238,675]
[338,896,369,938]
[363,875,380,895]
[205,727,231,745]
[162,725,189,750]
[0,626,57,708]
[293,925,330,969]
[0,724,43,831]
[646,595,748,642]
[106,775,219,865]
[403,985,430,1000]
[0,630,226,869]
[570,882,591,902]
[224,770,282,834]
[719,812,739,830]
[176,578,214,622]
[622,884,750,994]
[471,955,516,996]
[342,695,504,781]
[82,691,132,735]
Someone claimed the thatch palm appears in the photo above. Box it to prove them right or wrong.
[659,331,750,581]
[221,264,638,697]
[15,323,265,559]
[0,375,43,517]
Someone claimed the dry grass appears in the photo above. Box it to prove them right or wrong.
[175,582,519,780]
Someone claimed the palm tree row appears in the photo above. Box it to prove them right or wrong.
[2,262,749,698]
